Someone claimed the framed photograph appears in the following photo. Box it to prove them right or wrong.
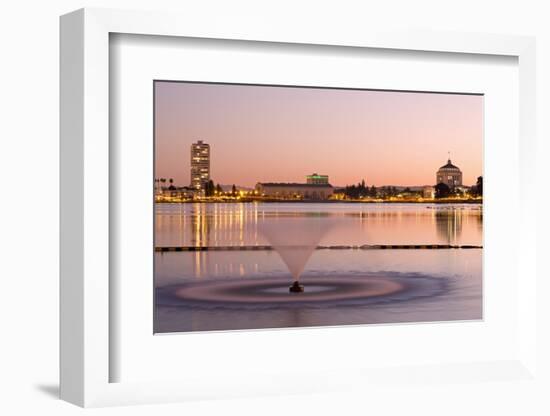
[60,8,539,407]
[153,80,484,334]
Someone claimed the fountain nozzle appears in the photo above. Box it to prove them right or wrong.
[289,281,305,293]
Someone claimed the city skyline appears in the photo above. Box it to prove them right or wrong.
[155,81,483,188]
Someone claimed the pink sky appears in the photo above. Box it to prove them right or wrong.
[155,81,483,188]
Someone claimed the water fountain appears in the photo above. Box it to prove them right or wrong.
[156,213,449,321]
[258,216,331,293]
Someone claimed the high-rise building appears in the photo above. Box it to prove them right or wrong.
[190,140,210,190]
[436,156,462,188]
[306,173,329,185]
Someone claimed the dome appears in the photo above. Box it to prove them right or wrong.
[438,159,461,171]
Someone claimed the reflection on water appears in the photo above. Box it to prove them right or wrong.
[434,208,483,244]
[155,202,482,248]
[154,202,483,333]
[434,209,459,244]
[155,249,482,333]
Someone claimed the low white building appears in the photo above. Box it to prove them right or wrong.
[157,186,197,200]
[423,185,435,199]
[255,182,334,200]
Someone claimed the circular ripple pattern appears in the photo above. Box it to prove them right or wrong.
[156,272,447,310]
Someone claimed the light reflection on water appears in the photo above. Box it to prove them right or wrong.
[154,203,482,333]
[155,202,482,247]
[155,250,482,332]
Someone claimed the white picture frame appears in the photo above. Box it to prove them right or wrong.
[60,7,538,407]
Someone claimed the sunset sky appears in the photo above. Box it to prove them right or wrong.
[154,81,483,188]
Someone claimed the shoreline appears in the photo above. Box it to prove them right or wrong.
[155,199,482,204]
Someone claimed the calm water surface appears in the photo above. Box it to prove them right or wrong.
[155,202,482,333]
[156,202,482,246]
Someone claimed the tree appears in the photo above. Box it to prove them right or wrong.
[167,178,176,190]
[215,184,223,194]
[205,180,215,197]
[476,176,483,196]
[342,179,369,199]
[232,184,237,196]
[435,182,450,198]
[369,185,377,197]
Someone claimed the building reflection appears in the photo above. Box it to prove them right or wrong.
[187,203,258,247]
[476,210,483,235]
[434,209,463,244]
[157,203,484,249]
[190,203,212,247]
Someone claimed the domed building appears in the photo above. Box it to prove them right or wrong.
[436,157,462,188]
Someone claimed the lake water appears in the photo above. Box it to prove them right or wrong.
[154,202,482,333]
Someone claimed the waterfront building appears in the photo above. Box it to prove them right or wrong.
[436,157,463,188]
[255,182,334,200]
[190,140,210,190]
[423,185,435,199]
[158,186,197,201]
[454,185,471,195]
[306,173,329,185]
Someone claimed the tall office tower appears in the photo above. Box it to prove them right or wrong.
[190,140,210,190]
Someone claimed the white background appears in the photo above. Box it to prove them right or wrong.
[1,1,549,415]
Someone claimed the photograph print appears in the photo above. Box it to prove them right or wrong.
[154,81,483,333]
